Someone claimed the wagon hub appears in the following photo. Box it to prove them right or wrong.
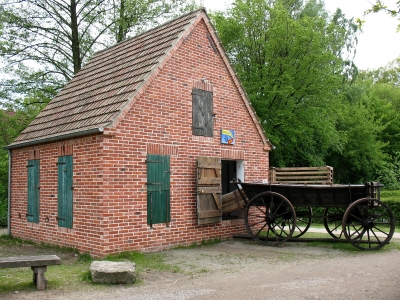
[265,213,275,224]
[362,218,374,229]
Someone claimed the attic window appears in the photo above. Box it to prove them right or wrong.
[192,88,213,137]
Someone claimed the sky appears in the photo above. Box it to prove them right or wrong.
[199,0,399,70]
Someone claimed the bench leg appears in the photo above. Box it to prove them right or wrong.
[31,266,48,290]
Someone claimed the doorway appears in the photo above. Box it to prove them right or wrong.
[221,160,244,219]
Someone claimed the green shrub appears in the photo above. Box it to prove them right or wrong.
[376,152,400,190]
[381,190,400,227]
[309,207,325,225]
[0,198,7,228]
[381,190,400,201]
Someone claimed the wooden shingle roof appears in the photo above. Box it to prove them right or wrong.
[8,8,271,149]
[8,9,203,148]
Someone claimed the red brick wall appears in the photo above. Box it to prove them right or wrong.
[9,19,269,257]
[10,135,107,255]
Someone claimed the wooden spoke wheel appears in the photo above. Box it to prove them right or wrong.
[342,198,396,250]
[244,191,296,246]
[293,207,313,238]
[323,207,346,239]
[275,207,312,238]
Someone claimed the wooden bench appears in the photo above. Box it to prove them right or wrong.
[269,166,333,185]
[0,255,61,290]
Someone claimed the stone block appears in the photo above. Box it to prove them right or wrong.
[90,261,136,284]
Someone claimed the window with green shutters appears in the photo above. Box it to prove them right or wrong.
[27,159,40,223]
[57,155,73,228]
[147,154,170,227]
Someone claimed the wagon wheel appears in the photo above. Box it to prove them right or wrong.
[244,191,296,246]
[342,198,395,250]
[323,207,346,239]
[275,207,312,238]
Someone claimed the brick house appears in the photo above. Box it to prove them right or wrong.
[6,9,272,257]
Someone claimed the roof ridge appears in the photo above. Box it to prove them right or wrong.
[94,8,206,57]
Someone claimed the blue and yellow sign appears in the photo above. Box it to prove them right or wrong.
[221,129,235,144]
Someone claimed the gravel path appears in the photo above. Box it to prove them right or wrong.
[2,235,400,300]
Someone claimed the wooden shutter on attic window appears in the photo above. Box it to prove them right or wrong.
[196,157,222,225]
[192,88,213,137]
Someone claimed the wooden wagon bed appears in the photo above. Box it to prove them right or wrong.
[230,179,395,251]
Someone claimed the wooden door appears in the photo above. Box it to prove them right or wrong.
[197,157,222,225]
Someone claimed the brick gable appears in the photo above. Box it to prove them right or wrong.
[8,11,270,257]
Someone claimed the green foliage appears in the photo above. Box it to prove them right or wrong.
[0,101,47,218]
[112,0,199,42]
[381,189,400,226]
[377,152,400,190]
[77,252,93,262]
[382,200,400,228]
[80,270,93,282]
[327,87,387,183]
[341,69,400,184]
[0,198,7,228]
[364,1,400,32]
[381,189,400,201]
[213,0,358,167]
[360,57,400,86]
[213,0,400,183]
[0,0,198,104]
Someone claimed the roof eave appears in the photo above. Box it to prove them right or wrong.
[5,127,104,150]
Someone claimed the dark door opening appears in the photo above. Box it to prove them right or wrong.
[221,160,245,219]
[222,160,237,195]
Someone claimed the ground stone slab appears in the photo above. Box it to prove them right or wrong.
[90,261,136,284]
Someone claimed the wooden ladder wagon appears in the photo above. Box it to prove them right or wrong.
[222,166,333,214]
[230,180,395,250]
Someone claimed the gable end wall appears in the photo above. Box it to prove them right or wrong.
[8,19,269,257]
[98,19,269,254]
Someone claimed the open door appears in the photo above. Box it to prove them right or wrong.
[196,157,222,225]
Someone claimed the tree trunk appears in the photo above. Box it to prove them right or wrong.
[70,0,82,74]
[117,0,126,43]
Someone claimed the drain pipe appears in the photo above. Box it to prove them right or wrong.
[6,149,11,235]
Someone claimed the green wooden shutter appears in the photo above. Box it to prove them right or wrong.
[27,159,40,223]
[57,155,73,228]
[192,88,213,137]
[147,154,170,227]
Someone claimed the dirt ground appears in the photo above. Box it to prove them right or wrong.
[1,228,400,300]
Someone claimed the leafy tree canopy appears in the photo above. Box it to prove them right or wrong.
[0,0,197,106]
[212,0,358,167]
[363,0,400,31]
